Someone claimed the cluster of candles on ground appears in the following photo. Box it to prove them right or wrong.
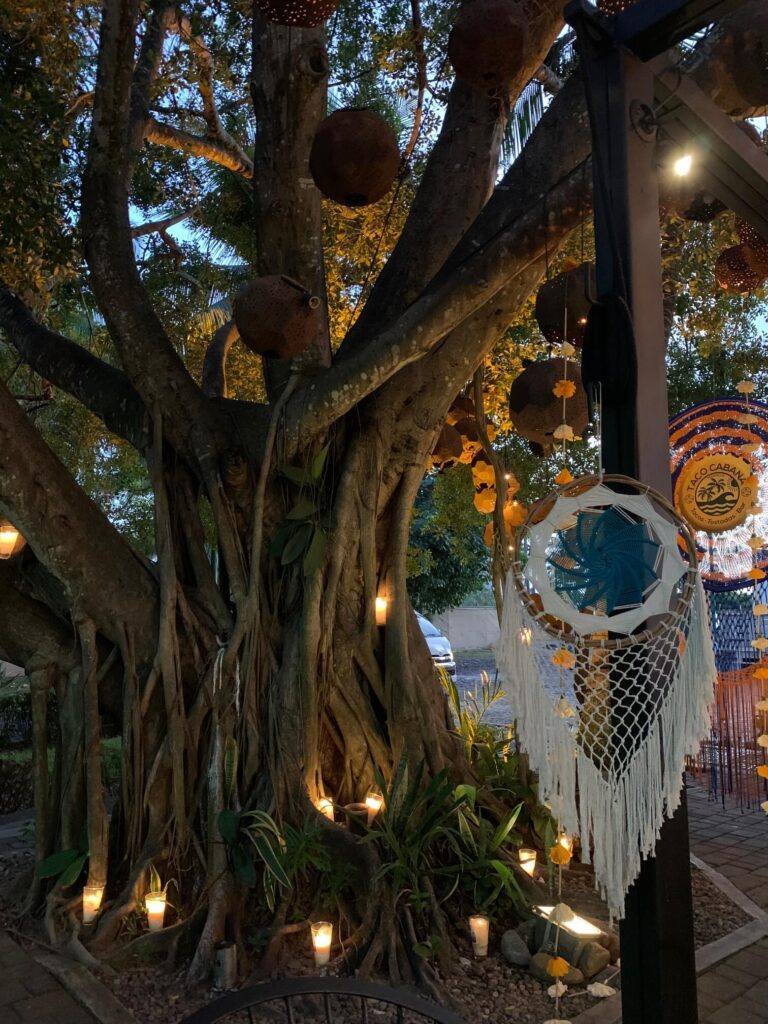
[82,884,167,931]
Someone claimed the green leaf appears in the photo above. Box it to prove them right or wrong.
[413,942,434,959]
[454,783,476,809]
[491,804,522,851]
[279,465,311,487]
[231,842,257,885]
[248,832,290,888]
[286,498,316,521]
[269,524,294,558]
[310,444,329,481]
[217,809,241,846]
[281,524,312,565]
[224,737,238,806]
[303,528,327,576]
[36,848,79,879]
[58,853,88,888]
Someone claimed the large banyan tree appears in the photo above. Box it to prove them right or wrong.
[0,0,765,986]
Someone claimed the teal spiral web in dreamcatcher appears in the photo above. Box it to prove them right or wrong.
[547,506,663,614]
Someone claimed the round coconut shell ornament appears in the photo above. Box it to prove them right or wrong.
[255,0,339,27]
[709,7,768,113]
[535,262,595,347]
[715,245,766,294]
[448,0,528,91]
[310,109,400,208]
[737,218,768,279]
[508,359,588,451]
[430,425,463,469]
[233,275,320,360]
[597,0,637,12]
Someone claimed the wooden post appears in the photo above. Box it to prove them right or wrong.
[566,8,699,1019]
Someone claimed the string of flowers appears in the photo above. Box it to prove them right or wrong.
[552,293,576,487]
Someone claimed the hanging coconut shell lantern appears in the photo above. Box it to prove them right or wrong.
[737,218,768,279]
[657,140,726,222]
[310,109,400,208]
[233,275,320,360]
[508,358,588,451]
[445,394,476,426]
[447,0,528,91]
[255,0,338,26]
[708,7,768,113]
[454,418,483,463]
[430,425,463,469]
[535,262,595,347]
[714,245,766,294]
[471,453,496,489]
[597,0,637,12]
[474,486,496,514]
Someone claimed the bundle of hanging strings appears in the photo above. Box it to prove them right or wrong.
[498,474,717,918]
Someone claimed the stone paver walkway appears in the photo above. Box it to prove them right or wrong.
[0,932,96,1024]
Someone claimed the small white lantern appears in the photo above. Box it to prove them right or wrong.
[82,885,104,924]
[311,921,333,966]
[468,914,489,957]
[365,789,383,825]
[519,847,537,877]
[536,904,602,938]
[145,891,167,932]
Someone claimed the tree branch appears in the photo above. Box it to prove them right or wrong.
[145,117,254,176]
[0,560,79,674]
[0,379,158,659]
[130,205,200,238]
[82,0,226,467]
[345,0,565,348]
[201,320,239,398]
[0,286,148,449]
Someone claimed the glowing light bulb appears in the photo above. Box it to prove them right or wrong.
[673,153,693,176]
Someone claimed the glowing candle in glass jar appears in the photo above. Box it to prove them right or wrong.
[82,885,104,924]
[318,797,334,821]
[145,891,167,932]
[557,832,573,855]
[365,790,383,825]
[519,847,537,877]
[311,921,333,966]
[375,596,388,626]
[468,914,489,957]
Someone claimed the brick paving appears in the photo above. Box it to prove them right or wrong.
[0,931,96,1024]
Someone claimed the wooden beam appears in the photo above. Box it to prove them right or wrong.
[651,58,768,238]
[613,0,747,60]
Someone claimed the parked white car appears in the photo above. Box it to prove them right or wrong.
[417,614,456,676]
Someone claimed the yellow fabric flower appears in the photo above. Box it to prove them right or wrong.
[549,844,572,866]
[552,648,576,670]
[559,342,576,358]
[748,568,767,581]
[738,413,759,425]
[553,379,577,400]
[756,765,768,779]
[737,380,756,395]
[553,423,575,441]
[554,468,574,486]
[757,734,768,748]
[753,666,768,679]
[547,956,570,979]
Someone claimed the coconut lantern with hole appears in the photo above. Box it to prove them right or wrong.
[232,275,321,360]
[508,358,588,451]
[471,452,496,489]
[448,0,528,91]
[737,217,768,279]
[535,262,595,347]
[715,244,766,294]
[255,0,339,27]
[309,109,400,208]
[707,6,768,113]
[429,424,463,469]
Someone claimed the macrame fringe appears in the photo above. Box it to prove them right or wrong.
[498,569,716,918]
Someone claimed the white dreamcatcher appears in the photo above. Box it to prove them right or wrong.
[498,474,717,917]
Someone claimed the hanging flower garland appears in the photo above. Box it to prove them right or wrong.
[552,336,578,486]
[740,379,768,814]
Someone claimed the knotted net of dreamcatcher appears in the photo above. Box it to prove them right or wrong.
[498,476,717,918]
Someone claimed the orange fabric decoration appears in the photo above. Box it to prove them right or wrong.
[553,379,577,400]
[757,765,768,779]
[754,667,768,679]
[549,844,572,866]
[552,649,576,670]
[546,956,570,978]
[748,568,767,581]
[554,468,574,486]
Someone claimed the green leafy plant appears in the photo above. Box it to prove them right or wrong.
[441,668,505,758]
[282,819,331,883]
[36,836,89,887]
[217,808,289,910]
[454,786,525,914]
[271,445,329,575]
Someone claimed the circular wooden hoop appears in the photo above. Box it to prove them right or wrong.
[510,473,700,650]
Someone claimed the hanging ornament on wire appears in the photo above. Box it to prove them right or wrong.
[255,0,339,27]
[499,475,716,917]
[447,0,529,91]
[309,109,400,208]
[534,262,595,347]
[715,244,766,294]
[508,357,588,454]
